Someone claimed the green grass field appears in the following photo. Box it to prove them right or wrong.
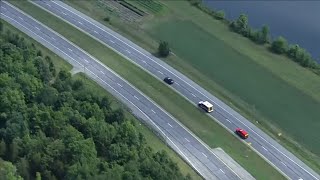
[0,20,202,180]
[8,1,286,179]
[60,0,320,173]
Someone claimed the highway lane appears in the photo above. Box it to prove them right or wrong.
[0,1,247,180]
[31,1,320,180]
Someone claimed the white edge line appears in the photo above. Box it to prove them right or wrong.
[49,1,319,179]
[1,6,207,179]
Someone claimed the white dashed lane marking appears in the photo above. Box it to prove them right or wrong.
[202,153,207,158]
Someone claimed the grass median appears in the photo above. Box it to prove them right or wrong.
[1,19,202,180]
[63,0,320,173]
[9,1,286,179]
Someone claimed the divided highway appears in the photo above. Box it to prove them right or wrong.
[31,1,320,180]
[0,1,246,179]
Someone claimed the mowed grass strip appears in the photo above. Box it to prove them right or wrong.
[10,1,286,179]
[1,19,202,180]
[49,0,320,173]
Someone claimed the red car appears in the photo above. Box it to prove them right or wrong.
[235,128,249,139]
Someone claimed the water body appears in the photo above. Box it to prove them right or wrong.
[203,0,320,63]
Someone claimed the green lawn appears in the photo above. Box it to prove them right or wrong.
[8,1,286,179]
[61,0,320,173]
[0,19,202,180]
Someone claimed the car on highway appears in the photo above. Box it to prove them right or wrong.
[235,128,249,139]
[164,77,174,85]
[198,101,214,112]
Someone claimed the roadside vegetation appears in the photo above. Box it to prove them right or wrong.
[0,20,198,180]
[58,0,320,173]
[9,1,286,179]
[158,41,170,57]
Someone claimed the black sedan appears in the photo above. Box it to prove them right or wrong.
[164,77,174,85]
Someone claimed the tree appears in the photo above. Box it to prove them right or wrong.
[36,172,42,180]
[158,41,170,57]
[103,17,110,22]
[271,36,288,54]
[16,157,30,180]
[258,25,270,44]
[215,10,225,20]
[189,0,201,6]
[0,158,23,180]
[8,139,20,162]
[58,70,71,81]
[0,139,6,157]
[37,86,59,106]
[0,21,3,32]
[287,44,300,59]
[71,79,84,91]
[231,14,249,36]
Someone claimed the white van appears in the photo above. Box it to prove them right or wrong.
[198,101,213,113]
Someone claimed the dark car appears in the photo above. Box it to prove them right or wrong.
[164,77,174,85]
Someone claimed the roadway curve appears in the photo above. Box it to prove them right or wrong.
[30,1,320,180]
[0,1,247,180]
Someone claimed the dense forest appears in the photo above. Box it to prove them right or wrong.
[0,22,191,180]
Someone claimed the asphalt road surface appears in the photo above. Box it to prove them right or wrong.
[30,1,320,180]
[0,1,250,179]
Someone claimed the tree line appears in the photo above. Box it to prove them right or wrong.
[0,22,192,180]
[188,0,320,75]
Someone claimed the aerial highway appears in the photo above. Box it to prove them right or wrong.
[0,1,251,179]
[30,1,320,180]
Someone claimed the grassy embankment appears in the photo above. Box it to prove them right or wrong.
[9,1,286,179]
[63,0,320,173]
[0,19,202,180]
